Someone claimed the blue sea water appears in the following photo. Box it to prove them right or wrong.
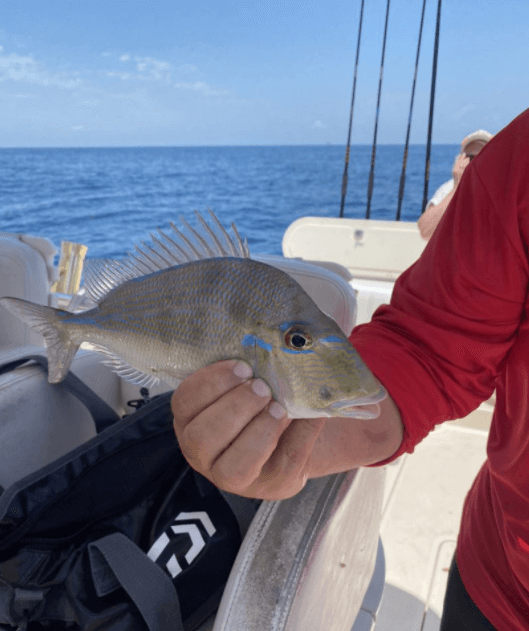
[0,145,458,260]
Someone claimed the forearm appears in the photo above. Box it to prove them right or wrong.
[307,395,403,478]
[418,190,456,240]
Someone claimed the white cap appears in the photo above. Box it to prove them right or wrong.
[461,130,493,150]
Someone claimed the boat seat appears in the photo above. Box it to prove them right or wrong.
[0,234,57,349]
[0,346,122,489]
[282,217,426,282]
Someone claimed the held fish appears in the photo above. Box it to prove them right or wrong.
[0,211,386,419]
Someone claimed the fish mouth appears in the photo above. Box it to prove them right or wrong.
[330,384,387,419]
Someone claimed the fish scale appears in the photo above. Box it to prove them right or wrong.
[0,211,386,419]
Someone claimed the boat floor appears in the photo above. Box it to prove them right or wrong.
[374,402,491,630]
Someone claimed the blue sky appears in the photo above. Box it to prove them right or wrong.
[1,0,528,147]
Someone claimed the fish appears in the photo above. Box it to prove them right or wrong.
[0,210,386,419]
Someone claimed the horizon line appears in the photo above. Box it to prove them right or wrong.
[1,142,461,150]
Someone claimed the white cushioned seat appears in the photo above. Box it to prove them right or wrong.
[0,347,122,489]
[0,235,56,348]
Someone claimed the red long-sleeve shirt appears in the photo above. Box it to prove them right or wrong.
[350,109,529,629]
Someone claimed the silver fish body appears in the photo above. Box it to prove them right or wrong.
[0,215,386,419]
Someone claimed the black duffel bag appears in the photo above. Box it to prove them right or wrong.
[0,354,259,631]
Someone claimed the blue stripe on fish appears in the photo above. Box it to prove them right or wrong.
[71,317,99,326]
[321,336,347,343]
[279,321,311,331]
[241,334,273,352]
[281,348,315,355]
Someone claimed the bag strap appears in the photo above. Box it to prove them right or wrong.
[89,532,184,631]
[0,352,121,433]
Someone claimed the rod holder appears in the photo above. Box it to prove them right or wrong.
[51,241,88,296]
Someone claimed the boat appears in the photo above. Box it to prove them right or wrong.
[0,212,492,630]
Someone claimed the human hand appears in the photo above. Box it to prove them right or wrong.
[171,360,326,500]
[452,153,470,185]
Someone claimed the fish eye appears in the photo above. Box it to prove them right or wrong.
[284,327,313,350]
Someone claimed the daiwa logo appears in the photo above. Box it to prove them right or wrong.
[147,511,216,578]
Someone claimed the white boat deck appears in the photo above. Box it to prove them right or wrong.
[376,414,489,630]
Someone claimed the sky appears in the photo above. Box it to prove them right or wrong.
[1,0,528,147]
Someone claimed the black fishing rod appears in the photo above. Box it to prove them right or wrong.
[422,0,443,214]
[366,0,392,219]
[339,0,366,218]
[396,0,428,221]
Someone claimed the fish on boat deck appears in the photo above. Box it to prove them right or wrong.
[0,210,386,419]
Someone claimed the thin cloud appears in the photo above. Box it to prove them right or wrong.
[106,55,172,82]
[102,52,225,95]
[135,56,171,80]
[107,71,132,80]
[173,80,227,97]
[0,50,81,89]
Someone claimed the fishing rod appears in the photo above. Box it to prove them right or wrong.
[339,0,366,218]
[366,0,392,219]
[396,0,428,221]
[422,0,443,214]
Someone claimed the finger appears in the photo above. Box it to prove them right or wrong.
[212,400,292,490]
[176,378,275,473]
[171,359,253,432]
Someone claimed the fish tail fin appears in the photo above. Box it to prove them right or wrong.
[0,297,79,383]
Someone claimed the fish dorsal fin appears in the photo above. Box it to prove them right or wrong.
[84,209,250,303]
[124,208,250,274]
[84,258,136,303]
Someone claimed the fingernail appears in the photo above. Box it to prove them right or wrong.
[233,360,253,380]
[251,378,271,398]
[269,401,287,420]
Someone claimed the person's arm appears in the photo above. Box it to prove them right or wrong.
[418,154,470,240]
[171,360,403,500]
[418,192,456,240]
[352,134,529,459]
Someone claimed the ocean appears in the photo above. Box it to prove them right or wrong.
[0,145,458,260]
